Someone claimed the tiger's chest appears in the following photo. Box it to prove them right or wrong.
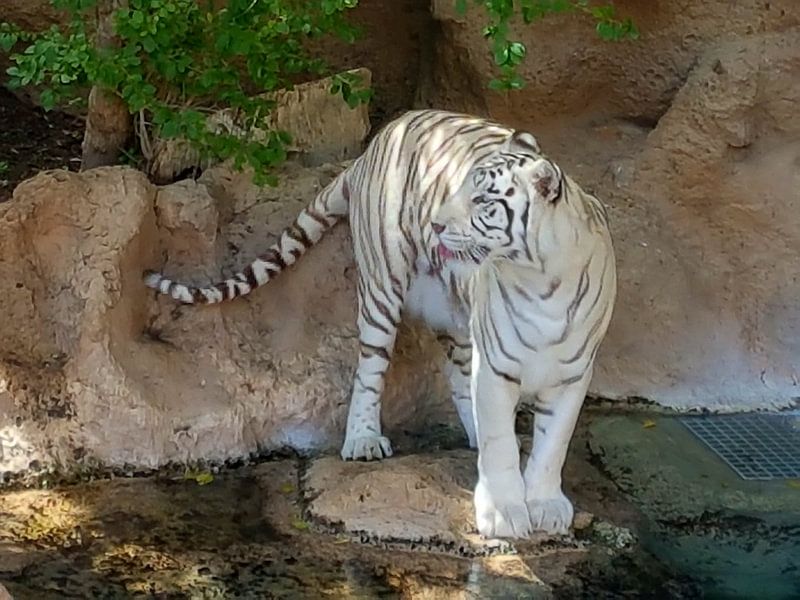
[403,257,474,333]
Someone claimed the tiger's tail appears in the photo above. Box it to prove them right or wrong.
[143,170,351,305]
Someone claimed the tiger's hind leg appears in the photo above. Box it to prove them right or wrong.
[437,332,477,449]
[522,370,592,535]
[340,272,406,461]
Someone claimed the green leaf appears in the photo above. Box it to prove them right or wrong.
[508,42,526,60]
[0,32,19,52]
[160,119,181,139]
[493,45,509,66]
[141,36,156,52]
[183,469,214,485]
[291,518,311,531]
[131,10,144,28]
[39,88,56,110]
[507,74,525,90]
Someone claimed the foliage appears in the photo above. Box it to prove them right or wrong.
[0,0,637,181]
[456,0,639,90]
[1,0,367,183]
[183,468,214,486]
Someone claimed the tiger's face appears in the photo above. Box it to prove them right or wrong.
[432,131,562,265]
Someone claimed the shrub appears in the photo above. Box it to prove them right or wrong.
[1,1,636,180]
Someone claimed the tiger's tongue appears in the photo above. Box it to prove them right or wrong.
[437,245,456,261]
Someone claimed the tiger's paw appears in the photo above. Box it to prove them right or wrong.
[474,477,531,539]
[525,491,574,535]
[340,435,393,461]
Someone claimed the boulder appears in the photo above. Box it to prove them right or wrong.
[2,2,800,479]
[303,451,493,555]
[592,31,800,409]
[147,68,373,183]
[427,0,799,124]
[0,162,450,476]
[427,2,800,410]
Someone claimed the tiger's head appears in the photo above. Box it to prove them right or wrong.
[432,131,562,265]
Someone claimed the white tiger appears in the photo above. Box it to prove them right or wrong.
[144,109,617,538]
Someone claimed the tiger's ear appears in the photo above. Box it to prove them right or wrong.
[530,159,562,203]
[508,130,541,155]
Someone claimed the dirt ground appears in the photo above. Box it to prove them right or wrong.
[0,88,83,202]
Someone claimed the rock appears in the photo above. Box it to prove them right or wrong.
[263,68,373,167]
[428,4,800,410]
[304,450,513,556]
[0,162,449,475]
[593,31,800,409]
[591,521,636,550]
[0,540,40,576]
[572,511,594,532]
[0,582,12,600]
[2,2,799,474]
[147,69,373,183]
[0,448,696,598]
[429,0,799,124]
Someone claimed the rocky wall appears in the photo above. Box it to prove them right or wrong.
[427,2,800,409]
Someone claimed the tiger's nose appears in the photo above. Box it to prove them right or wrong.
[432,222,445,234]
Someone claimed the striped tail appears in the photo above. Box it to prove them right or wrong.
[144,171,351,304]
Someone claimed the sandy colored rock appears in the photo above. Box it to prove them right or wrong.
[428,7,800,410]
[304,451,484,552]
[1,1,799,474]
[0,161,450,476]
[264,68,372,166]
[428,0,799,124]
[590,31,800,409]
[0,582,12,600]
[304,450,565,556]
[147,69,372,183]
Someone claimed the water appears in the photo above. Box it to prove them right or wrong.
[6,412,795,598]
[0,445,694,599]
[589,413,800,600]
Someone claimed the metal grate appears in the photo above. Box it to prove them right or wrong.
[680,412,800,480]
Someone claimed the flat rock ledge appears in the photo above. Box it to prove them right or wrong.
[302,449,596,557]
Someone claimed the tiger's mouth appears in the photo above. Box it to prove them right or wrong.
[434,243,485,268]
[436,244,457,262]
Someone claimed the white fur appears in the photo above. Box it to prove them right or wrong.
[145,111,615,541]
[405,272,460,332]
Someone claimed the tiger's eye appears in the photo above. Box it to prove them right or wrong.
[472,169,487,186]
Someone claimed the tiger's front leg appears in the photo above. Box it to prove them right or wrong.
[471,348,531,538]
[522,370,592,534]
